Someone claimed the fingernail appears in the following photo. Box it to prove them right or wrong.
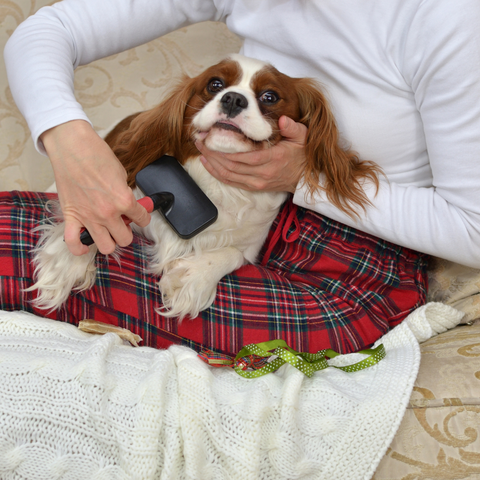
[200,155,207,164]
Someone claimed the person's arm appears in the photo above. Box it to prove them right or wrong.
[5,0,225,153]
[293,0,480,268]
[4,0,225,254]
[199,0,480,269]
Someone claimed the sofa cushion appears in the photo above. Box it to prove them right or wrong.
[427,257,480,325]
[374,323,480,479]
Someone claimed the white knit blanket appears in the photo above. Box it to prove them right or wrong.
[0,304,463,480]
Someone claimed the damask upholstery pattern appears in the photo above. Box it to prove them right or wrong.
[374,324,480,479]
[427,257,480,326]
[2,2,480,479]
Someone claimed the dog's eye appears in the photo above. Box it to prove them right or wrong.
[258,91,279,105]
[207,78,225,94]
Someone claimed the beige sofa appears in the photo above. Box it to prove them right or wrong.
[1,2,480,478]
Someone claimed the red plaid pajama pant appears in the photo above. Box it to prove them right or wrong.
[0,191,427,357]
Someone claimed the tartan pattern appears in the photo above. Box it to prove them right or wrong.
[0,191,428,356]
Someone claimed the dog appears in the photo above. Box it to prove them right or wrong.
[29,54,379,319]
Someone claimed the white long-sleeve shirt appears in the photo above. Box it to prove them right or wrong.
[4,0,480,267]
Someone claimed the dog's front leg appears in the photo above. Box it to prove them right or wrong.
[26,222,98,311]
[158,247,245,320]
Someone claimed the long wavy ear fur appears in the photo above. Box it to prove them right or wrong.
[295,78,381,218]
[105,76,199,188]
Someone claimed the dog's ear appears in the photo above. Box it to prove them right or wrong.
[295,78,380,218]
[107,76,200,187]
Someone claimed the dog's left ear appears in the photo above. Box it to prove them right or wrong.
[108,76,200,187]
[295,78,380,218]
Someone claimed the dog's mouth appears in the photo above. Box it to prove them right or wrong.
[195,121,246,142]
[213,121,244,135]
[194,120,270,151]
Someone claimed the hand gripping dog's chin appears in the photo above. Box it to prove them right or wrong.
[28,54,380,320]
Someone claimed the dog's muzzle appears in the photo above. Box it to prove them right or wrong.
[220,92,248,118]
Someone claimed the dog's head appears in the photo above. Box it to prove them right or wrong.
[108,54,379,217]
[187,55,305,154]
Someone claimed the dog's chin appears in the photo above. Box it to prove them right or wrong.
[197,124,266,154]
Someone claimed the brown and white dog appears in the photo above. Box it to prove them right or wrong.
[29,54,379,319]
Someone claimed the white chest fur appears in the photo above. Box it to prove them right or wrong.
[133,157,288,319]
[135,157,287,267]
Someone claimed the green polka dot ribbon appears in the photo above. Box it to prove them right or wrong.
[232,340,386,379]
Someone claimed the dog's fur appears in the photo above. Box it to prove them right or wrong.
[29,54,379,319]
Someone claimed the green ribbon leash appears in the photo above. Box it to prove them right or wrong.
[233,340,386,379]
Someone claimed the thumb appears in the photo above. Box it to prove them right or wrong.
[129,200,151,228]
[278,116,307,142]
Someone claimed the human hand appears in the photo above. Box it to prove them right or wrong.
[196,116,307,193]
[41,120,150,256]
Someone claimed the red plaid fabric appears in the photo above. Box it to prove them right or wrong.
[0,191,427,356]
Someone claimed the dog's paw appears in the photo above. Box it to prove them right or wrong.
[158,257,218,319]
[158,248,244,320]
[26,223,98,311]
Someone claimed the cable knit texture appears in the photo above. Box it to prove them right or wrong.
[0,304,463,480]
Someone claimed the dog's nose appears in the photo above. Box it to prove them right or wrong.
[220,92,248,118]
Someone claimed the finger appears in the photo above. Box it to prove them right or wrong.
[63,219,94,256]
[105,219,134,248]
[82,222,118,255]
[200,154,273,191]
[124,198,151,228]
[200,154,246,188]
[196,140,271,167]
[278,116,308,143]
[200,153,259,178]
